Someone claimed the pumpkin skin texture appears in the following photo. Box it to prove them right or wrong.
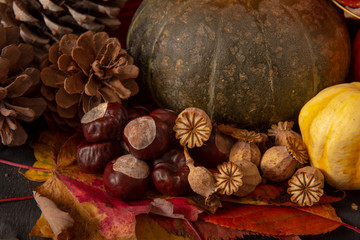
[298,82,360,190]
[127,0,350,129]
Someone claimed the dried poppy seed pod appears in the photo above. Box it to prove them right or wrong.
[214,161,243,196]
[268,121,302,146]
[232,160,262,197]
[287,166,324,206]
[260,146,298,182]
[173,107,212,148]
[183,147,218,206]
[260,136,309,182]
[229,141,261,167]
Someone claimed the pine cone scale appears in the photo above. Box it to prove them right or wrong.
[55,87,81,109]
[5,74,33,98]
[64,72,85,94]
[11,97,47,118]
[41,66,66,88]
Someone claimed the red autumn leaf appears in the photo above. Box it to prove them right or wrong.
[200,204,344,236]
[220,182,345,207]
[27,131,201,239]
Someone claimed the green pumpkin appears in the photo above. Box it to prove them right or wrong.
[127,0,350,129]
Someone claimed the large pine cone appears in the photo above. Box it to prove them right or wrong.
[41,31,139,131]
[0,0,127,55]
[0,23,47,146]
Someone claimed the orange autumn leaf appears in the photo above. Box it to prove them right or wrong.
[201,204,343,236]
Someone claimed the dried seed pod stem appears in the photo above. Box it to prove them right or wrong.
[184,147,217,205]
[174,107,212,148]
[287,166,324,206]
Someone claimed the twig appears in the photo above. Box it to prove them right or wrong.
[0,159,52,172]
[0,196,34,203]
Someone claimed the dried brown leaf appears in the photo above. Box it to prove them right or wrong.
[33,191,74,237]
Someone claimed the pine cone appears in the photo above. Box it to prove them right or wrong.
[40,30,139,131]
[0,23,47,146]
[0,0,127,56]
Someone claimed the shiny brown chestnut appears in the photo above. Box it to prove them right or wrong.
[127,105,151,121]
[152,149,192,196]
[81,102,128,142]
[123,115,170,160]
[103,154,150,201]
[150,108,180,148]
[76,140,123,173]
[190,128,235,169]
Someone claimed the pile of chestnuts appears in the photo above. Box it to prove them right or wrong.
[76,102,200,201]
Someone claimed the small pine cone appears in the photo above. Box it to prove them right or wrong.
[0,23,47,146]
[40,31,139,131]
[0,0,126,56]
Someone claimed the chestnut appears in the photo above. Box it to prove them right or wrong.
[152,149,191,196]
[76,140,123,173]
[127,105,151,121]
[123,115,170,160]
[150,108,180,148]
[103,154,150,201]
[81,102,128,142]
[190,128,235,169]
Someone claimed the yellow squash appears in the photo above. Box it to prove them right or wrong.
[298,82,360,190]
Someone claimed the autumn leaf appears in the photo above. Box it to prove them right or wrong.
[220,182,345,206]
[200,203,344,236]
[23,131,79,182]
[25,131,201,239]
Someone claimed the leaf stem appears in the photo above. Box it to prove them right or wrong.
[341,222,360,234]
[184,219,204,240]
[0,196,34,203]
[0,159,52,172]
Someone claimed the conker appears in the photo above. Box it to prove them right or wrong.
[123,116,170,160]
[150,108,180,148]
[152,149,191,196]
[76,140,123,173]
[103,154,150,201]
[190,128,235,168]
[81,102,128,142]
[127,105,151,121]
